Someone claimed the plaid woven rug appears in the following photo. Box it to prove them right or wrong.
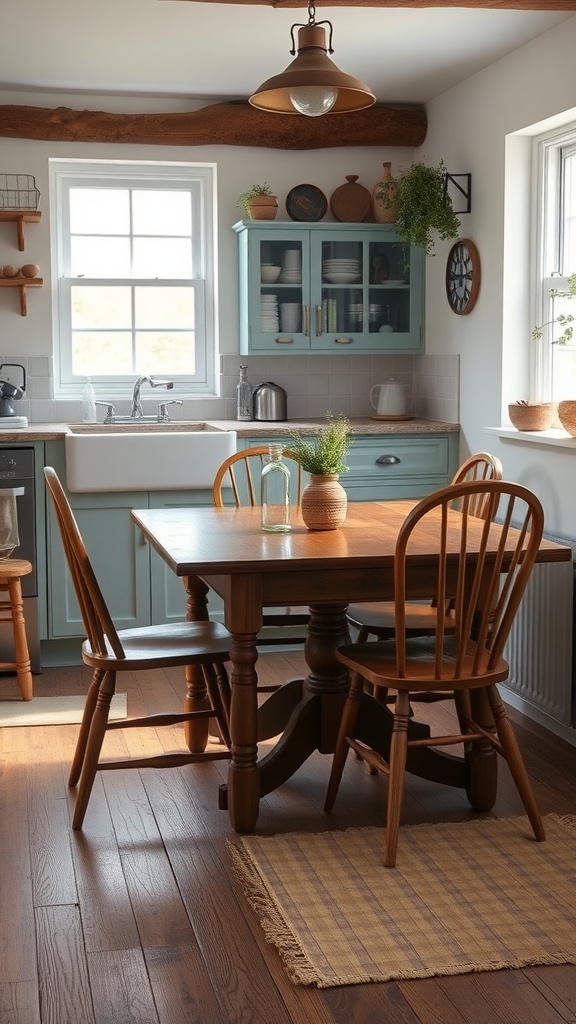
[228,814,576,987]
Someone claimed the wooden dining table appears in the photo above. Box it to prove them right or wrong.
[131,500,571,833]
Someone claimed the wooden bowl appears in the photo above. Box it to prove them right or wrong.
[558,400,576,436]
[508,402,557,431]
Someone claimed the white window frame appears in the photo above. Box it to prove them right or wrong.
[49,158,218,399]
[532,125,576,400]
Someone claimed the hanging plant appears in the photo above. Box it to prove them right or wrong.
[377,160,461,256]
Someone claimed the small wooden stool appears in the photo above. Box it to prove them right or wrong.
[0,559,34,701]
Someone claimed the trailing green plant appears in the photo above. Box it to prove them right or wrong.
[236,182,275,215]
[289,414,352,475]
[377,160,461,256]
[532,274,576,346]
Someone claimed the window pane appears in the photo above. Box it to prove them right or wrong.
[71,286,132,328]
[132,190,192,235]
[135,332,195,374]
[132,238,193,278]
[72,332,133,376]
[70,188,129,234]
[564,152,576,273]
[71,237,131,277]
[135,286,194,328]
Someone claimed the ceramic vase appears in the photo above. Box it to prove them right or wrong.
[301,474,348,531]
[372,162,400,224]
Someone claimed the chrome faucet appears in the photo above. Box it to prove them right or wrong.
[131,375,174,418]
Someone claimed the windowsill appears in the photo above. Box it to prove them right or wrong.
[486,426,576,449]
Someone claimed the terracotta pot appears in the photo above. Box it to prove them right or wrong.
[247,195,278,221]
[558,400,576,436]
[301,474,348,531]
[508,402,557,431]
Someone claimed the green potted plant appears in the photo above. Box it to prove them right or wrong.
[289,414,352,530]
[376,160,460,256]
[236,182,278,221]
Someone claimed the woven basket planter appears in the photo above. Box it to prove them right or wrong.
[558,400,576,436]
[508,402,557,431]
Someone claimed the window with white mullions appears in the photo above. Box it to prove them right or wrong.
[50,160,216,398]
[534,133,576,401]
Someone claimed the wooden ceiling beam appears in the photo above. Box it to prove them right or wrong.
[161,0,576,8]
[0,100,427,150]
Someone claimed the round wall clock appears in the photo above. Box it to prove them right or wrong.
[445,238,481,315]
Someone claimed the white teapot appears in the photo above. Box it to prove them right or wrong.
[370,379,412,417]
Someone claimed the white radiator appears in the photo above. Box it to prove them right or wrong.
[504,537,575,727]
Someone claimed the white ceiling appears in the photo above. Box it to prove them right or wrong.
[0,1,571,107]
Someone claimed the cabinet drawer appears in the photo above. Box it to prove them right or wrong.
[346,436,450,480]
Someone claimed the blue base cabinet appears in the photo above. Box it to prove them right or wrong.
[233,220,425,356]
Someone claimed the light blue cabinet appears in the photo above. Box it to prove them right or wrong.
[233,220,425,356]
[44,441,214,638]
[241,433,458,501]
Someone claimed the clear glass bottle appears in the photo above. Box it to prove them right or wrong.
[261,445,291,533]
[236,364,253,421]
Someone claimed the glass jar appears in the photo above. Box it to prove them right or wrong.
[261,445,291,533]
[236,364,253,421]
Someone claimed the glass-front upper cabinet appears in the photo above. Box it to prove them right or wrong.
[233,220,425,355]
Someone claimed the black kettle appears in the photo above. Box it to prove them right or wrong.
[0,363,26,417]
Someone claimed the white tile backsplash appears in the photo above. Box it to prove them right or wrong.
[12,351,459,423]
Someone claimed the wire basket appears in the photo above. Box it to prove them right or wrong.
[0,174,41,211]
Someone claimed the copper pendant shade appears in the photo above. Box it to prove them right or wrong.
[249,12,376,117]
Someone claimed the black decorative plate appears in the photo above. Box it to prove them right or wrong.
[286,184,328,222]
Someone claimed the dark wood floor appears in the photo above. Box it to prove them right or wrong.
[2,650,576,1024]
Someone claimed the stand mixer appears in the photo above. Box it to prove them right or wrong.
[0,363,28,427]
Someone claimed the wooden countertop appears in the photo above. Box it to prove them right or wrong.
[0,417,459,443]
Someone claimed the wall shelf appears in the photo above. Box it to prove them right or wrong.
[0,277,43,315]
[0,210,42,251]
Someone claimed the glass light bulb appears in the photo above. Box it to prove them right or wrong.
[289,87,338,117]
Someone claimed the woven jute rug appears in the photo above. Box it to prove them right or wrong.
[228,814,576,987]
[0,693,127,728]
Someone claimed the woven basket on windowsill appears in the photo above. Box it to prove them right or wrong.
[558,401,576,436]
[508,402,557,431]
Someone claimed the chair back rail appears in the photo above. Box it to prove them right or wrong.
[212,446,303,508]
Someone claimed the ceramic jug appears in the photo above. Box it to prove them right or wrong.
[370,379,411,417]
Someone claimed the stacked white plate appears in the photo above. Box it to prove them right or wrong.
[261,295,279,331]
[322,257,361,284]
[279,248,302,284]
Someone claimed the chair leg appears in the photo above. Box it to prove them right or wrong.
[8,577,33,701]
[325,671,364,812]
[487,686,545,842]
[385,690,411,868]
[68,668,104,787]
[203,662,231,748]
[72,669,116,830]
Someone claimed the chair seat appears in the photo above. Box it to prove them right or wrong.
[347,601,454,637]
[337,638,510,691]
[82,619,231,670]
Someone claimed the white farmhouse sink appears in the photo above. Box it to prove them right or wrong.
[65,425,237,492]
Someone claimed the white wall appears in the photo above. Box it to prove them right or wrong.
[421,15,576,538]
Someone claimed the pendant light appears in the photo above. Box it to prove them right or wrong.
[249,2,376,117]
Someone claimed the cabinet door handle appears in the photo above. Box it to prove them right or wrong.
[275,337,295,344]
[316,305,322,335]
[334,336,353,345]
[304,305,310,335]
[376,455,401,465]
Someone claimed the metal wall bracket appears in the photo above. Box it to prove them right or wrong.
[443,172,471,214]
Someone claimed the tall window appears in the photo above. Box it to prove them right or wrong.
[534,130,576,400]
[49,160,217,398]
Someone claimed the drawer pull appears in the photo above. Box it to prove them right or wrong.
[376,454,401,466]
[334,336,353,344]
[275,337,295,344]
